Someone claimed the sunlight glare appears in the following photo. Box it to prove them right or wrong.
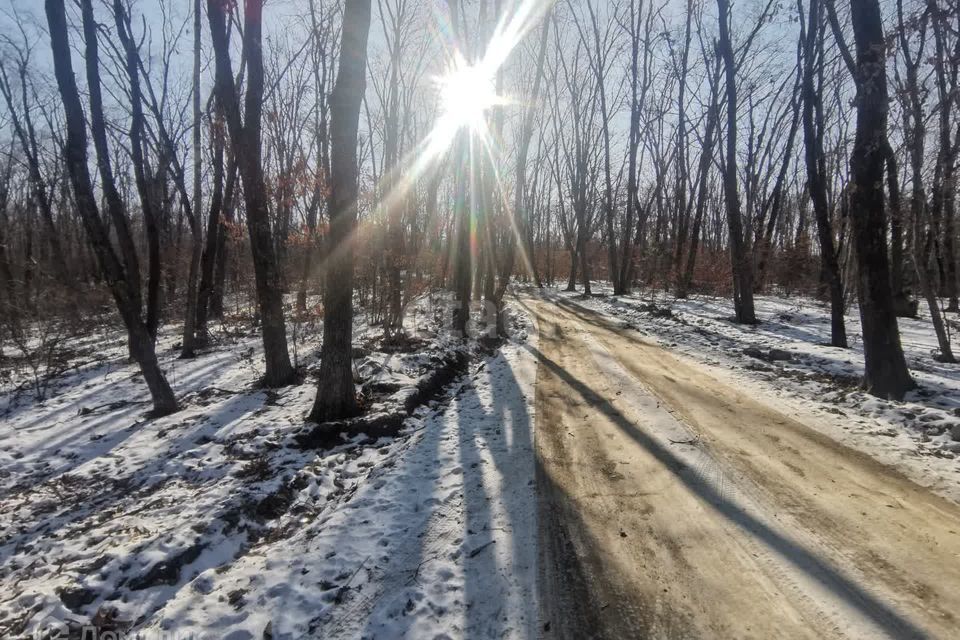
[438,59,500,132]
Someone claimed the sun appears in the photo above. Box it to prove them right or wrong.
[438,60,500,131]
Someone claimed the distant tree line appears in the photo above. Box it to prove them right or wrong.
[0,0,956,415]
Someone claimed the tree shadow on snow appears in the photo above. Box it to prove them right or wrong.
[307,350,535,639]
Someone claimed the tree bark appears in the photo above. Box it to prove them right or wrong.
[211,158,238,319]
[801,0,847,347]
[453,135,473,334]
[619,0,644,296]
[207,0,294,386]
[0,156,17,314]
[309,0,372,422]
[197,114,227,337]
[298,0,333,313]
[845,0,915,398]
[181,0,205,357]
[112,0,163,341]
[45,0,178,415]
[716,0,757,323]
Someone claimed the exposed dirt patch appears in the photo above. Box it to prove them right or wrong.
[530,297,960,639]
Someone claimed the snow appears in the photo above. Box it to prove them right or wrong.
[0,296,540,639]
[147,336,538,640]
[550,284,960,503]
[4,281,959,637]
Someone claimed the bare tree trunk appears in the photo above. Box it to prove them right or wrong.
[889,1,952,359]
[579,1,619,294]
[207,0,294,386]
[197,114,226,336]
[112,0,163,342]
[678,57,721,299]
[453,135,473,334]
[578,224,591,296]
[566,244,579,292]
[753,83,801,293]
[801,0,847,347]
[671,0,693,293]
[912,181,956,362]
[0,155,17,314]
[928,0,960,311]
[620,0,642,296]
[298,0,333,313]
[842,0,915,398]
[211,158,237,320]
[181,0,204,356]
[717,0,757,323]
[309,0,372,422]
[45,0,178,415]
[494,15,550,332]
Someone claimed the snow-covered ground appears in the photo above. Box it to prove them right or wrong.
[550,284,960,503]
[6,282,959,637]
[0,295,539,639]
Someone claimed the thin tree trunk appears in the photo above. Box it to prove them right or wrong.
[566,243,578,292]
[113,0,163,341]
[197,115,226,337]
[453,135,473,334]
[494,15,550,332]
[678,58,721,299]
[671,0,693,292]
[578,224,591,296]
[211,158,237,319]
[298,0,332,313]
[912,186,956,362]
[801,0,847,347]
[0,155,17,314]
[181,0,204,356]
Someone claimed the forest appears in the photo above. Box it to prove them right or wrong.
[2,0,960,638]
[0,0,956,410]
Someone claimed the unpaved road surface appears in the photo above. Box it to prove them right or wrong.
[526,296,960,640]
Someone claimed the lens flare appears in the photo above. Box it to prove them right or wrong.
[438,57,501,132]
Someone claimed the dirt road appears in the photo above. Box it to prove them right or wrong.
[527,296,960,639]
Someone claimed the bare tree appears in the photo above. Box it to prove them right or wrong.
[827,0,915,398]
[494,11,551,331]
[893,0,955,362]
[575,0,621,294]
[716,0,757,323]
[296,0,338,313]
[309,0,373,422]
[185,0,204,352]
[0,27,72,292]
[800,0,847,347]
[678,48,722,299]
[207,0,295,386]
[44,0,179,415]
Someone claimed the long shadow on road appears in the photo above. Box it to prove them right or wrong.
[528,338,928,639]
